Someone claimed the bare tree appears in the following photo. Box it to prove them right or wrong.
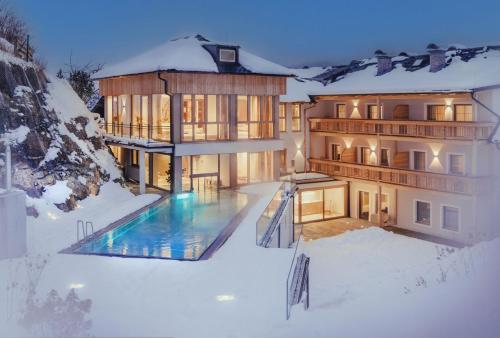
[0,1,28,44]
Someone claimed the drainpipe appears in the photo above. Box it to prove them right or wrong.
[303,98,318,172]
[471,90,500,149]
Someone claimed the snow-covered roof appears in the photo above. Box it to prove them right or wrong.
[281,46,500,102]
[94,34,293,79]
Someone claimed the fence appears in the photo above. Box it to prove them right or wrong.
[256,182,297,248]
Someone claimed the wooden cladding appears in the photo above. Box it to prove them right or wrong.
[393,152,410,169]
[309,118,495,141]
[309,158,486,196]
[341,147,357,163]
[99,71,287,96]
[393,105,409,120]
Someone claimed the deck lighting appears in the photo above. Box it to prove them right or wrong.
[69,283,85,289]
[215,294,236,302]
[47,212,58,220]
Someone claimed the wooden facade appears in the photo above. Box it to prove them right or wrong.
[99,71,287,96]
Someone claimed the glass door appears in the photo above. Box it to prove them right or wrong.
[358,191,370,220]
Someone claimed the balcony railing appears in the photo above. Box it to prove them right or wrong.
[309,158,489,195]
[100,123,171,143]
[309,118,495,140]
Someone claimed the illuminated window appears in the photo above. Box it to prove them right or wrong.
[292,104,301,132]
[181,94,230,142]
[279,104,286,132]
[336,103,346,118]
[454,104,473,121]
[237,96,274,139]
[152,94,170,141]
[367,104,379,119]
[427,105,446,121]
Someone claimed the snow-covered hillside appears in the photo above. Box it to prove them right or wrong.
[0,50,122,213]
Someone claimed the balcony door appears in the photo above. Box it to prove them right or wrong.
[413,151,426,171]
[358,191,370,220]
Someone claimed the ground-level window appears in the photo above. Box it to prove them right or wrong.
[336,103,346,118]
[292,104,301,132]
[279,104,286,132]
[442,206,460,232]
[449,154,465,175]
[454,104,473,122]
[295,185,346,223]
[415,200,431,225]
[427,105,446,121]
[237,151,274,185]
[182,154,230,192]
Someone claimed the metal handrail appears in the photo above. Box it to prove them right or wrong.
[286,228,309,320]
[99,122,171,142]
[260,188,296,248]
[76,220,94,242]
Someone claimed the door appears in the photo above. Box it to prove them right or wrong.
[358,191,370,220]
[191,174,219,192]
[413,151,426,171]
[331,144,341,161]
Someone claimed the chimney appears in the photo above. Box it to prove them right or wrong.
[374,50,392,76]
[427,43,446,72]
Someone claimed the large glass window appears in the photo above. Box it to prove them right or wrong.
[182,94,230,142]
[296,185,347,223]
[415,200,431,225]
[454,104,473,121]
[152,154,171,190]
[238,96,274,139]
[292,104,301,132]
[237,151,274,184]
[152,94,170,142]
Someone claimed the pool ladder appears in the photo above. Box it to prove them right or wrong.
[76,220,94,241]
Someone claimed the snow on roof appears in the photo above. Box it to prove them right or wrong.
[94,34,293,79]
[282,46,500,102]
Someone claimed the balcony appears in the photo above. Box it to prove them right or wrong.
[309,118,495,141]
[309,158,489,195]
[100,123,171,146]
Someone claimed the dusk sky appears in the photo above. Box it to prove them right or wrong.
[12,0,500,72]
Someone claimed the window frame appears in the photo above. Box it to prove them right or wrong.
[447,152,466,176]
[411,150,427,171]
[218,48,236,63]
[279,103,287,132]
[441,204,460,233]
[291,103,301,132]
[414,199,432,226]
[454,104,473,122]
[426,104,446,121]
[335,103,347,119]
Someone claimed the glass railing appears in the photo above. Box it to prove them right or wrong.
[100,123,171,143]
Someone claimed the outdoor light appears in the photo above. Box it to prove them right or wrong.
[69,283,85,289]
[215,294,236,302]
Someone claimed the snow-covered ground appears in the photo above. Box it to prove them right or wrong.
[1,182,499,338]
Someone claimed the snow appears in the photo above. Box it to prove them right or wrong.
[2,125,30,144]
[43,74,121,180]
[94,35,293,79]
[1,182,499,338]
[42,180,72,205]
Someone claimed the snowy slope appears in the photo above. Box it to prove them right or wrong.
[94,34,293,78]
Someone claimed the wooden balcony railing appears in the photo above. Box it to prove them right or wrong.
[309,158,489,195]
[309,118,495,140]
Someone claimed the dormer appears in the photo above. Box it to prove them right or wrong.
[218,46,237,63]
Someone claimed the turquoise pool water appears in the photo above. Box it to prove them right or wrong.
[73,190,249,260]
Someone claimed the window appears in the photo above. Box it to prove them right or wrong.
[336,103,346,118]
[152,94,170,141]
[449,154,465,175]
[415,200,431,225]
[427,105,446,121]
[454,104,473,122]
[367,104,379,119]
[237,96,274,139]
[279,104,286,132]
[219,48,236,62]
[442,206,460,232]
[413,151,426,171]
[380,149,389,166]
[181,94,230,142]
[360,147,371,165]
[131,150,139,166]
[292,104,301,132]
[280,149,287,174]
[331,144,341,161]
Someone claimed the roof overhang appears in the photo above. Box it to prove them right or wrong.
[311,91,472,100]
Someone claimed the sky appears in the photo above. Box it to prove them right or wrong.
[11,0,500,73]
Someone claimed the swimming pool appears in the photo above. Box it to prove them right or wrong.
[67,190,251,260]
